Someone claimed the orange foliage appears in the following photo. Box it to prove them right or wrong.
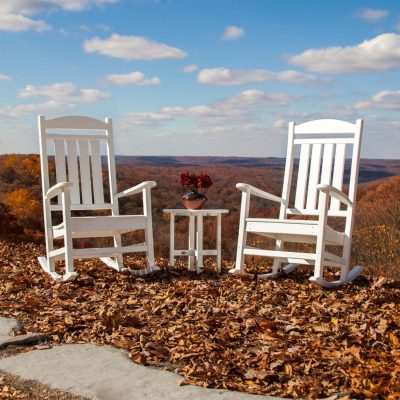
[21,156,42,181]
[4,189,42,229]
[0,154,44,186]
[353,176,400,278]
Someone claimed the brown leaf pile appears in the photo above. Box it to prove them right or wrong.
[0,241,399,399]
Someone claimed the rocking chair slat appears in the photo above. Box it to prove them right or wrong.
[78,140,92,204]
[306,144,322,210]
[54,140,67,204]
[320,143,335,187]
[73,244,148,258]
[331,143,346,211]
[243,247,316,260]
[295,144,310,209]
[66,140,81,204]
[90,140,105,204]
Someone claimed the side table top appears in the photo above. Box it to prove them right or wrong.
[163,209,229,215]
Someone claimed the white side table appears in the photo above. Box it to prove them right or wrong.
[163,209,229,273]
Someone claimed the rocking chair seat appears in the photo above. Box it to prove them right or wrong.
[246,218,345,245]
[52,215,147,239]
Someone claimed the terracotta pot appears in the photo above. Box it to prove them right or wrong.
[182,191,207,210]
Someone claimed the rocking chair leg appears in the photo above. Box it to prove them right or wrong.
[63,253,78,282]
[283,263,300,274]
[63,239,77,282]
[258,240,283,280]
[309,263,363,288]
[257,258,280,279]
[113,234,125,272]
[346,265,363,281]
[38,256,63,280]
[144,239,160,274]
[143,208,160,274]
[230,191,250,275]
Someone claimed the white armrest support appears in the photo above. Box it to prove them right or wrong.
[45,182,73,200]
[236,183,285,204]
[317,184,352,206]
[114,181,157,199]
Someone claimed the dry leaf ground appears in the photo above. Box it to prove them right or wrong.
[0,370,89,400]
[0,241,399,399]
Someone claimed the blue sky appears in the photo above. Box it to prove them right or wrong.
[0,0,400,157]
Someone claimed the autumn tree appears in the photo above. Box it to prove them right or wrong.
[4,189,42,230]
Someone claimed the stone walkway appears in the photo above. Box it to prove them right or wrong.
[0,317,282,400]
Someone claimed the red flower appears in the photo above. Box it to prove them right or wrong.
[197,173,212,189]
[179,172,212,190]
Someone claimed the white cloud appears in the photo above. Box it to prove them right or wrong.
[19,82,111,103]
[222,25,245,40]
[0,74,12,82]
[357,8,388,22]
[197,67,326,86]
[0,0,118,14]
[79,23,111,32]
[83,33,187,60]
[106,71,161,85]
[0,100,73,118]
[182,64,198,73]
[0,82,110,119]
[118,110,175,129]
[273,119,287,129]
[0,14,50,32]
[289,33,400,73]
[120,89,293,130]
[355,90,400,110]
[0,0,118,32]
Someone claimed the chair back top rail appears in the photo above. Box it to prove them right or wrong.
[294,119,357,134]
[44,115,109,130]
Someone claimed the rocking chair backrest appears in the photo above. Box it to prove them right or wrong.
[281,119,363,218]
[38,115,118,212]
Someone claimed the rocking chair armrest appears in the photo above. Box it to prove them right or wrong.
[236,183,285,204]
[114,181,157,199]
[317,184,353,206]
[45,182,73,200]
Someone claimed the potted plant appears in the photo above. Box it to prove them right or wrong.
[179,172,212,210]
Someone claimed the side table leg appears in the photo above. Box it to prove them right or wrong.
[196,214,203,274]
[188,215,195,271]
[217,213,222,274]
[169,213,175,267]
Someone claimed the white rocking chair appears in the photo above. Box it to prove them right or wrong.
[38,115,160,281]
[231,119,364,288]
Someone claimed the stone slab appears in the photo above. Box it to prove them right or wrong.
[0,317,20,337]
[0,333,51,349]
[0,316,50,349]
[0,343,282,400]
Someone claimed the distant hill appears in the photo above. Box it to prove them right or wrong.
[115,156,400,184]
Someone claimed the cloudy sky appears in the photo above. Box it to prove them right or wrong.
[0,0,400,157]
